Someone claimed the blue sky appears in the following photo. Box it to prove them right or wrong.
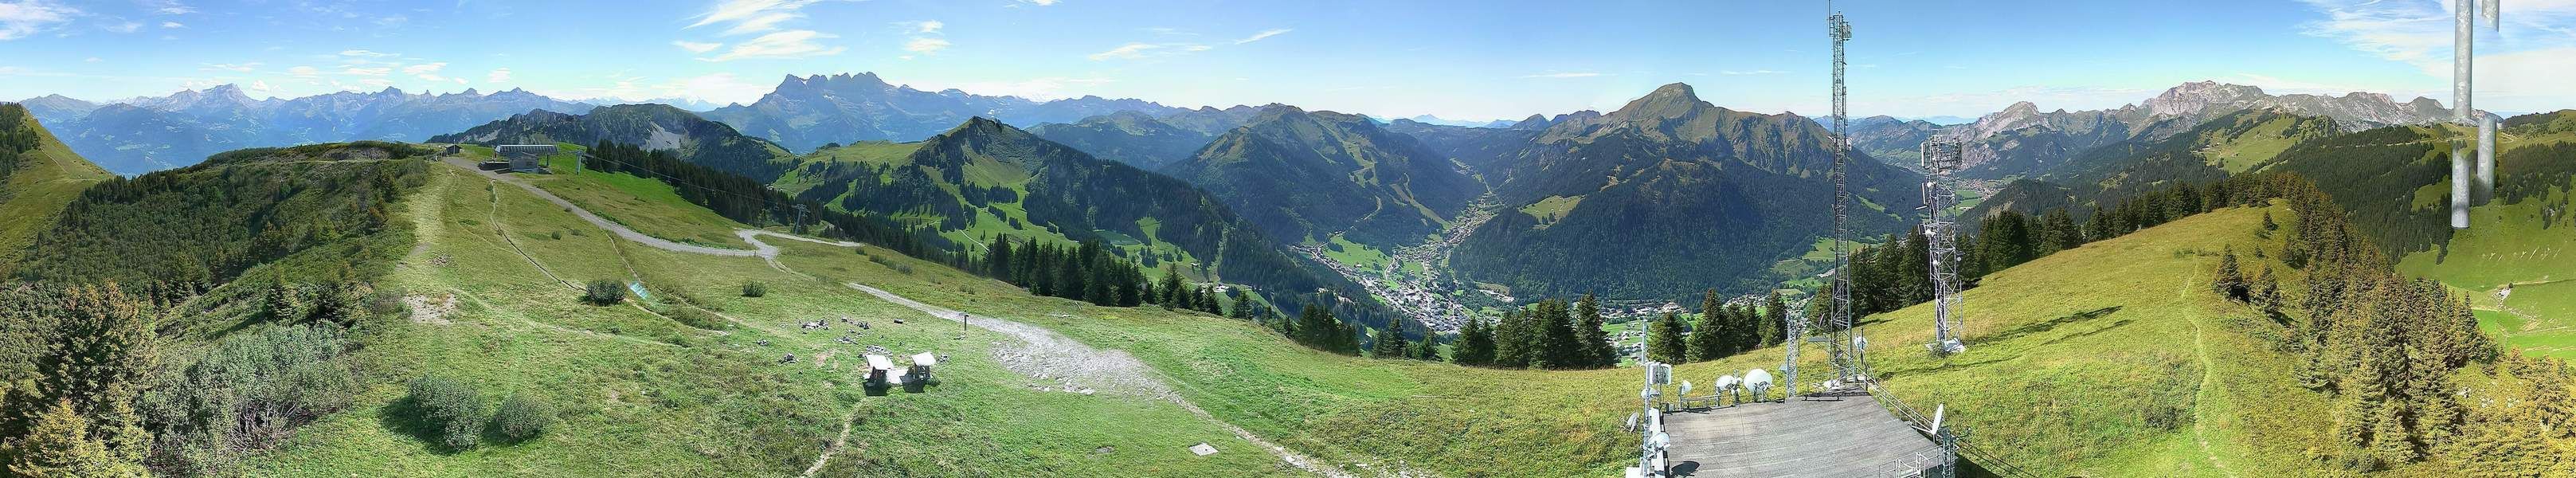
[1,0,2568,120]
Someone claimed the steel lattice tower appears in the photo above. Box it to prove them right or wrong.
[1921,132,1966,356]
[1822,6,1865,390]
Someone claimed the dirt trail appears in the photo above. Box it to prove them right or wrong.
[846,283,1354,478]
[2179,271,2239,478]
[430,159,1339,476]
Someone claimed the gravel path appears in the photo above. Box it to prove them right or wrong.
[433,159,1343,476]
[446,158,758,257]
[845,284,1354,478]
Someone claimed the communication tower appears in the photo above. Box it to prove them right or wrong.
[1920,131,1966,356]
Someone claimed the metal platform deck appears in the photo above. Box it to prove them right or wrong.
[1659,393,1947,477]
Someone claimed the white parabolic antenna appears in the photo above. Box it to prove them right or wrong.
[1744,368,1775,390]
[1715,374,1741,390]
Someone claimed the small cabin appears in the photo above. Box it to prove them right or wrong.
[442,144,464,155]
[495,144,558,173]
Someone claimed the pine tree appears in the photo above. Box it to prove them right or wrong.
[1574,295,1615,367]
[4,400,142,478]
[2215,246,2247,301]
[1647,311,1687,364]
[1493,309,1532,369]
[1454,316,1495,366]
[1536,300,1584,370]
[1762,292,1787,347]
[1372,319,1409,358]
[1158,264,1184,308]
[1688,308,1725,362]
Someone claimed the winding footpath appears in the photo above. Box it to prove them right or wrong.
[439,160,1347,477]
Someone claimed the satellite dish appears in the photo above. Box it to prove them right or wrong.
[1648,432,1671,449]
[1715,374,1740,390]
[1853,336,1869,350]
[1626,412,1641,431]
[1680,381,1693,396]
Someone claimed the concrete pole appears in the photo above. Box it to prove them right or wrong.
[2450,0,2475,229]
[2480,114,2497,204]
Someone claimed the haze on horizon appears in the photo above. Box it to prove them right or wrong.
[2,0,2570,121]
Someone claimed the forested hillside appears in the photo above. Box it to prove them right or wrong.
[783,117,1374,324]
[14,142,431,288]
[0,104,113,275]
[1163,105,1481,249]
[1448,83,1921,300]
[433,104,799,182]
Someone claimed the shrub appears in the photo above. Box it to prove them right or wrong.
[583,280,626,305]
[740,281,767,298]
[138,324,357,473]
[405,375,486,450]
[489,393,555,443]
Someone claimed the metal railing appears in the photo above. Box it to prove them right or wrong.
[1865,385,2042,478]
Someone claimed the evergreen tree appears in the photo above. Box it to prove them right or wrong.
[4,400,143,478]
[2215,246,2248,301]
[1453,316,1496,366]
[1762,292,1787,347]
[1491,310,1526,368]
[1158,264,1185,308]
[1372,319,1409,358]
[2041,208,2083,253]
[1688,308,1726,362]
[1574,295,1615,367]
[1647,311,1687,364]
[1535,300,1585,370]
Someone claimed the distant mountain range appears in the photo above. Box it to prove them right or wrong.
[701,72,1190,152]
[1162,105,1482,249]
[1850,80,2453,179]
[22,85,598,174]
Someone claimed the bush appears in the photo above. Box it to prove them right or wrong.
[664,305,728,331]
[139,324,358,474]
[405,375,486,450]
[583,280,626,305]
[740,281,767,297]
[489,393,555,443]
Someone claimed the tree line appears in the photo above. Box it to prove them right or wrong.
[580,140,951,264]
[1446,295,1619,370]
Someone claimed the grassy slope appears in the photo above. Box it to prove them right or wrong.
[0,112,113,272]
[238,157,2507,476]
[1686,205,2339,476]
[2395,135,2576,358]
[252,164,1300,476]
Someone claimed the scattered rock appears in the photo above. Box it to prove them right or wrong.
[1188,443,1218,456]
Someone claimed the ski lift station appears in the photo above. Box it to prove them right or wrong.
[495,144,558,173]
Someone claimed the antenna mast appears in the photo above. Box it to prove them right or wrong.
[1921,131,1967,356]
[1815,2,1868,394]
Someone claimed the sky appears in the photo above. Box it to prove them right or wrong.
[0,0,2570,121]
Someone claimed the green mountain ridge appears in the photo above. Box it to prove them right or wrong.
[1163,104,1481,249]
[0,103,115,275]
[1449,82,1923,300]
[433,104,799,182]
[786,116,1367,318]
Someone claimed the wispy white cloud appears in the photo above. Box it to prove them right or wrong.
[705,29,844,61]
[202,62,260,72]
[487,68,512,83]
[1521,72,1604,78]
[1088,42,1162,61]
[105,22,141,33]
[1720,69,1787,76]
[1235,28,1290,44]
[0,0,78,40]
[1015,0,1059,6]
[911,20,942,33]
[672,40,723,53]
[689,0,836,36]
[402,62,448,81]
[147,0,193,15]
[340,67,392,76]
[287,65,320,76]
[339,49,397,57]
[905,37,949,54]
[160,21,183,29]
